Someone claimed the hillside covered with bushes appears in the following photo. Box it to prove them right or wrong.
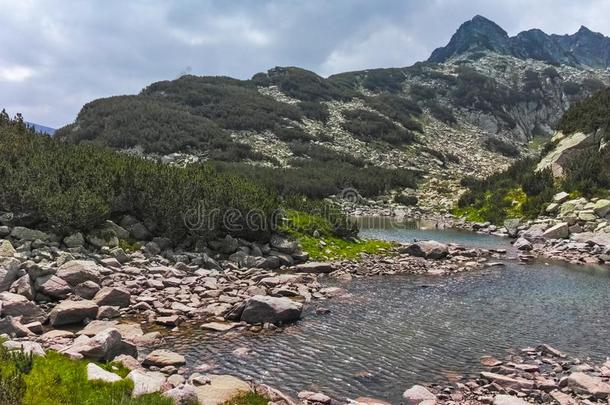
[455,87,610,224]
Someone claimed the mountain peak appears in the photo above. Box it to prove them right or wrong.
[428,15,509,63]
[428,17,610,67]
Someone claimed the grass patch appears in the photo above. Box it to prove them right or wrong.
[222,392,270,405]
[0,345,174,405]
[297,235,393,261]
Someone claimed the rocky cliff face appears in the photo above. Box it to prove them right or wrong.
[429,15,610,68]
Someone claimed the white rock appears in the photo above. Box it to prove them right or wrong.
[87,363,122,383]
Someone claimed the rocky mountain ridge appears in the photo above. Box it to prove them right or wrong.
[429,15,610,68]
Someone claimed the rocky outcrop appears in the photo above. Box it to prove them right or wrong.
[400,241,449,259]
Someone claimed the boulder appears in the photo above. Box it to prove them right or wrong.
[97,306,120,319]
[0,240,16,257]
[49,300,99,326]
[594,199,610,218]
[240,295,302,324]
[269,234,298,254]
[10,275,35,300]
[127,370,167,397]
[294,262,333,274]
[34,275,72,299]
[56,260,101,286]
[553,192,570,204]
[93,287,130,308]
[86,230,119,249]
[143,349,186,367]
[63,232,85,248]
[513,238,533,251]
[3,340,44,355]
[402,385,436,405]
[208,235,239,254]
[74,280,101,299]
[503,219,520,238]
[163,385,199,405]
[566,372,610,397]
[0,292,46,323]
[401,241,449,259]
[0,262,19,292]
[0,317,33,337]
[521,223,548,241]
[10,227,49,242]
[87,363,122,383]
[66,328,136,361]
[542,222,569,239]
[104,220,130,239]
[194,374,251,405]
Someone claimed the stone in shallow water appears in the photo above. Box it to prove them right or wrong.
[201,322,240,332]
[480,355,503,367]
[143,349,186,367]
[402,385,436,405]
[566,372,610,397]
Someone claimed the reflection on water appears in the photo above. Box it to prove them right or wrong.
[355,216,512,251]
[162,225,610,403]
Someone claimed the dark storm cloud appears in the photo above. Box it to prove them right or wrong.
[1,0,609,127]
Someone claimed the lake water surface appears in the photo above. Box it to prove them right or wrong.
[164,220,610,403]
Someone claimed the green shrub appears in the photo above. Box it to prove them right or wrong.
[342,109,414,145]
[483,137,520,157]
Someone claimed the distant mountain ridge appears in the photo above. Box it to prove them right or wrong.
[26,122,56,135]
[429,15,610,68]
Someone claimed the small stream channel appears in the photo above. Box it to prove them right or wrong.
[163,217,610,403]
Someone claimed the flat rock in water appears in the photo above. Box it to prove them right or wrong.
[143,349,186,367]
[195,374,251,405]
[201,322,240,332]
[240,295,302,324]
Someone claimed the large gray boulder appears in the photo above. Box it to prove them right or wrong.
[594,199,610,218]
[34,275,72,300]
[93,287,130,308]
[240,295,302,324]
[56,260,101,286]
[49,300,99,326]
[0,292,46,323]
[514,237,533,251]
[10,227,49,242]
[294,262,333,274]
[400,240,449,260]
[66,328,135,361]
[542,222,569,239]
[493,395,531,405]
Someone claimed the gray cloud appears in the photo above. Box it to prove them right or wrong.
[1,0,609,127]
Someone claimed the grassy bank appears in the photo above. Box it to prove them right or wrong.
[0,343,269,405]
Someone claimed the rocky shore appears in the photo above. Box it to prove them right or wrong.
[0,211,514,404]
[401,344,610,405]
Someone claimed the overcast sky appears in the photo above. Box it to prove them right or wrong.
[2,0,610,128]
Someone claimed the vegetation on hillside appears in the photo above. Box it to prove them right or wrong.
[456,87,610,223]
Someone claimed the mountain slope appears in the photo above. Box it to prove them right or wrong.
[56,16,610,210]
